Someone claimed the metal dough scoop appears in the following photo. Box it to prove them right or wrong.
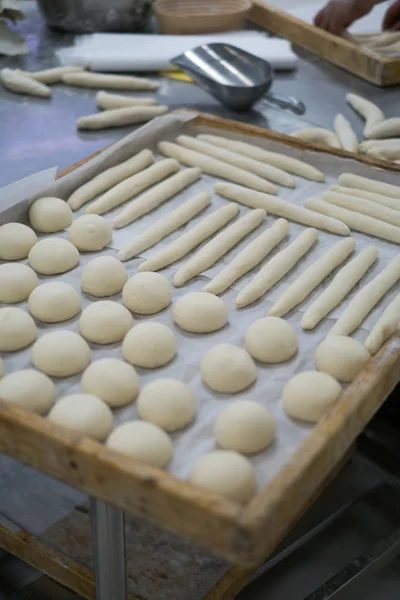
[171,43,305,115]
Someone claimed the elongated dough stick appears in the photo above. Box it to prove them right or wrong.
[113,168,201,229]
[329,256,400,336]
[323,191,400,227]
[0,68,51,98]
[360,139,400,152]
[338,173,400,200]
[62,71,159,90]
[173,209,266,287]
[96,91,158,110]
[365,117,400,140]
[236,228,318,308]
[215,183,349,235]
[197,134,325,182]
[138,204,239,272]
[68,150,155,210]
[333,114,358,152]
[204,219,289,295]
[365,293,400,354]
[117,192,211,260]
[77,105,168,130]
[86,159,179,215]
[268,238,356,317]
[16,66,84,84]
[346,93,385,136]
[291,128,341,148]
[176,135,295,188]
[158,141,277,194]
[330,186,400,211]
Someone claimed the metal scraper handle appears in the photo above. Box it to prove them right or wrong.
[261,92,306,115]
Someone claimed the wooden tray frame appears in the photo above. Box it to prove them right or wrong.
[0,112,399,569]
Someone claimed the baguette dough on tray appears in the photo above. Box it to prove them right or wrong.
[77,105,168,130]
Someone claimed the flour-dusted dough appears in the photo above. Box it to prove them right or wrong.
[215,183,349,236]
[365,293,400,355]
[323,191,400,227]
[173,292,228,333]
[291,128,341,148]
[137,379,196,431]
[28,282,82,323]
[268,238,356,318]
[214,401,276,454]
[333,114,358,152]
[122,322,177,368]
[17,66,84,84]
[122,272,172,315]
[330,185,400,211]
[0,369,55,414]
[48,394,113,441]
[77,105,168,130]
[0,68,51,97]
[81,358,139,407]
[28,238,79,275]
[283,371,342,423]
[189,451,257,504]
[79,301,133,344]
[173,209,266,287]
[365,117,400,140]
[301,246,378,330]
[201,344,256,393]
[81,256,128,297]
[236,228,318,309]
[32,330,91,377]
[0,223,37,260]
[96,91,158,110]
[0,263,38,303]
[0,307,36,352]
[245,317,297,363]
[62,71,159,90]
[338,173,400,200]
[107,421,172,468]
[346,93,385,136]
[68,214,112,251]
[315,336,370,382]
[29,197,73,233]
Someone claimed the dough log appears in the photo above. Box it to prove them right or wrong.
[330,186,400,211]
[333,114,358,152]
[62,71,159,90]
[290,128,341,148]
[338,173,400,200]
[77,106,168,130]
[365,117,400,140]
[17,66,84,84]
[323,191,400,227]
[0,68,51,98]
[365,293,400,354]
[96,91,158,110]
[346,93,385,136]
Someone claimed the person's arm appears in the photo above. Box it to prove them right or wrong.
[382,0,400,30]
[314,0,384,35]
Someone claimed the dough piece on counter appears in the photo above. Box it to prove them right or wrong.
[81,358,139,408]
[77,105,168,130]
[96,90,158,110]
[122,272,171,315]
[236,228,318,309]
[62,71,159,90]
[173,292,228,333]
[0,263,38,303]
[365,117,400,140]
[117,192,210,260]
[330,185,400,211]
[315,336,370,382]
[189,451,257,504]
[28,238,79,275]
[346,93,385,136]
[329,256,400,336]
[365,293,400,355]
[338,173,400,200]
[268,237,356,318]
[158,141,278,194]
[0,223,37,260]
[0,359,3,379]
[201,344,256,393]
[173,209,266,287]
[81,256,128,297]
[17,66,84,84]
[137,379,196,432]
[68,214,112,251]
[32,330,91,377]
[122,322,176,368]
[323,191,400,227]
[333,114,358,152]
[283,371,342,423]
[291,128,341,148]
[28,282,82,323]
[245,317,298,363]
[79,301,133,344]
[48,394,113,441]
[139,203,239,272]
[29,197,73,233]
[301,246,378,330]
[0,307,36,352]
[0,68,51,97]
[107,421,172,468]
[0,370,55,415]
[215,183,349,236]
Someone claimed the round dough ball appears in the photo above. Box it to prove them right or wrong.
[0,369,55,414]
[79,301,133,344]
[173,292,228,333]
[28,237,79,275]
[122,322,176,368]
[214,401,276,454]
[68,214,112,251]
[81,256,128,297]
[81,358,139,407]
[189,451,257,504]
[48,394,113,440]
[201,344,256,394]
[0,307,36,352]
[282,371,342,423]
[0,358,4,379]
[315,336,370,382]
[0,263,38,303]
[29,197,73,233]
[32,330,91,377]
[245,317,298,363]
[137,379,196,431]
[0,222,37,260]
[122,272,171,315]
[28,282,82,323]
[107,420,172,468]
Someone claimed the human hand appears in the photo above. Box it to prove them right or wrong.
[314,0,376,35]
[383,0,400,30]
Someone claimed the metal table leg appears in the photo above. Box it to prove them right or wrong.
[90,498,127,600]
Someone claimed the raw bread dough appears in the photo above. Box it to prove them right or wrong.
[0,369,55,414]
[365,293,400,355]
[291,128,340,148]
[77,105,168,130]
[0,358,4,379]
[330,185,400,211]
[0,307,36,352]
[315,336,370,382]
[81,256,128,297]
[137,378,196,431]
[32,330,91,377]
[189,450,257,504]
[173,292,228,333]
[245,317,297,363]
[81,358,139,407]
[122,272,172,315]
[338,173,400,200]
[365,117,400,140]
[29,197,72,233]
[0,222,37,260]
[282,371,342,423]
[96,91,158,109]
[79,301,133,344]
[29,282,81,323]
[48,394,113,441]
[323,191,400,227]
[214,401,276,454]
[346,93,385,136]
[173,209,266,287]
[0,263,38,303]
[122,322,177,368]
[17,66,84,84]
[333,114,358,152]
[0,68,51,97]
[62,71,159,90]
[201,344,256,393]
[106,421,172,468]
[236,228,318,308]
[68,214,112,251]
[28,238,79,275]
